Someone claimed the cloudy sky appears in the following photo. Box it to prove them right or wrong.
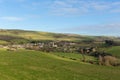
[0,0,120,36]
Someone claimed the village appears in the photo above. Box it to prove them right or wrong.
[0,39,120,66]
[0,40,97,53]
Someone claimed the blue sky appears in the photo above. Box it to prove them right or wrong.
[0,0,120,36]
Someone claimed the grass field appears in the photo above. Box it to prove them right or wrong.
[50,52,96,62]
[100,46,120,58]
[0,30,83,41]
[0,40,8,45]
[0,49,120,80]
[1,29,120,42]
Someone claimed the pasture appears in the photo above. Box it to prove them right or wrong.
[106,46,120,58]
[0,49,120,80]
[50,52,97,62]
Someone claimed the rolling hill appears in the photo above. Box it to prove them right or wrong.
[0,49,119,80]
[0,29,120,43]
[0,29,120,80]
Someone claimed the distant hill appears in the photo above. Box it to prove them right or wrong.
[0,29,120,44]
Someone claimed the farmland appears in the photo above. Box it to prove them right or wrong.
[105,46,120,58]
[0,49,120,80]
[0,29,120,80]
[1,0,120,79]
[0,29,120,43]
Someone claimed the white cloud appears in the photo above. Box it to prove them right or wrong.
[90,2,111,10]
[50,0,88,16]
[48,0,120,16]
[0,16,24,21]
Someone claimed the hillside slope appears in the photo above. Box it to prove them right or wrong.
[0,49,120,80]
[0,29,120,42]
[0,29,86,41]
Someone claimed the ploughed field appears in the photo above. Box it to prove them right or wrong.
[0,49,120,80]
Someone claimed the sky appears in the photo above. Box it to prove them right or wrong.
[0,0,120,36]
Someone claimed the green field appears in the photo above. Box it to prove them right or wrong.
[0,40,8,45]
[1,29,120,42]
[0,29,85,41]
[50,52,96,62]
[100,46,120,58]
[0,49,120,80]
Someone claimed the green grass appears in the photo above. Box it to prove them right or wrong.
[0,29,82,41]
[1,29,119,42]
[50,52,96,62]
[0,40,8,45]
[0,49,120,80]
[105,46,120,58]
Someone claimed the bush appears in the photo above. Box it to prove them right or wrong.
[99,55,120,66]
